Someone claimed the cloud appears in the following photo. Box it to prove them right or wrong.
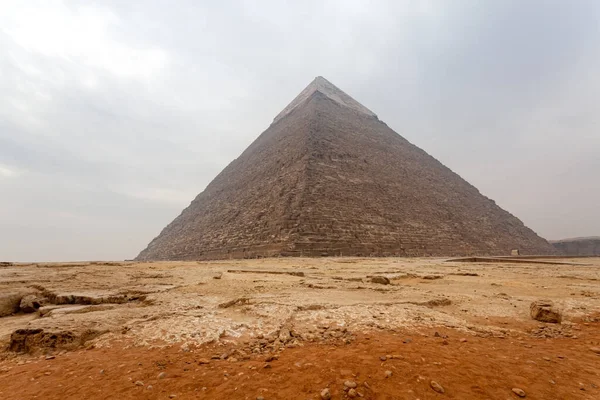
[0,0,598,261]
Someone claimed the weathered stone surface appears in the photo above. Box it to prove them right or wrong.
[135,77,557,261]
[530,300,562,323]
[20,295,46,313]
[0,292,25,317]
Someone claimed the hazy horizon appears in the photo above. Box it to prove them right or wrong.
[1,1,599,262]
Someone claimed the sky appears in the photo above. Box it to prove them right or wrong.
[1,0,599,261]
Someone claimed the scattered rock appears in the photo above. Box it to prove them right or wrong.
[320,388,331,399]
[370,276,390,285]
[147,385,153,390]
[198,358,210,365]
[344,380,357,389]
[590,347,600,354]
[379,356,387,361]
[45,355,55,360]
[384,370,393,378]
[169,395,177,399]
[512,388,526,397]
[430,381,444,393]
[213,273,223,279]
[530,300,562,323]
[158,372,166,379]
[459,338,467,343]
[135,381,144,386]
[218,297,250,308]
[278,327,291,343]
[256,397,265,400]
[426,298,452,307]
[347,388,357,398]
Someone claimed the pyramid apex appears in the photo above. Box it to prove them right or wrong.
[273,76,377,123]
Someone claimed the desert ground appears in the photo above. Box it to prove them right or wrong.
[1,257,599,399]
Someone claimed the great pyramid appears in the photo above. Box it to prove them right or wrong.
[136,77,555,260]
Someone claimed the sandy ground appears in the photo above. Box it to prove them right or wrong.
[1,257,599,399]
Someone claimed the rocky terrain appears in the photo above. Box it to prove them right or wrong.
[1,257,599,399]
[551,237,600,256]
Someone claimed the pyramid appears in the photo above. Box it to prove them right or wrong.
[136,77,555,260]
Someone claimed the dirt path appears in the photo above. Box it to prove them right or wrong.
[1,321,599,400]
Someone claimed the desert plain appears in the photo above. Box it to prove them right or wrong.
[1,256,599,399]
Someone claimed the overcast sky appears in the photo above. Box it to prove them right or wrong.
[1,0,598,261]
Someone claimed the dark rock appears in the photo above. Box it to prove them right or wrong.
[371,276,390,285]
[530,300,562,323]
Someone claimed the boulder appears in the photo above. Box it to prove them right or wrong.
[20,295,46,313]
[0,293,25,317]
[530,300,562,323]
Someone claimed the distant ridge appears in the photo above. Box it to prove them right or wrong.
[136,76,556,260]
[550,237,600,256]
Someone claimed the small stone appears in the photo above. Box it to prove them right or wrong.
[278,327,292,343]
[590,347,600,354]
[169,395,177,399]
[347,388,357,398]
[99,369,105,375]
[344,380,357,389]
[434,331,441,337]
[379,356,387,361]
[265,355,278,362]
[442,339,449,345]
[158,372,166,379]
[430,381,444,393]
[320,388,331,399]
[459,338,467,342]
[542,357,551,361]
[263,363,271,369]
[198,358,210,365]
[45,355,55,360]
[512,388,526,397]
[135,381,144,386]
[403,338,412,344]
[256,397,265,400]
[384,370,393,378]
[147,385,153,390]
[213,273,222,279]
[370,276,390,285]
